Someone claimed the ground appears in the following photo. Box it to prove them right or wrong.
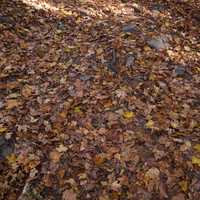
[0,0,200,199]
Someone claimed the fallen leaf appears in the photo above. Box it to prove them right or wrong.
[172,193,185,200]
[0,126,7,134]
[21,84,34,97]
[74,106,81,113]
[6,99,20,109]
[193,144,200,153]
[179,180,188,192]
[49,150,61,163]
[56,144,68,152]
[94,153,106,166]
[123,111,135,119]
[145,167,160,181]
[146,119,154,129]
[6,154,17,165]
[111,181,121,191]
[191,156,200,167]
[62,189,77,200]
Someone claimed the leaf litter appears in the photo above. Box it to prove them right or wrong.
[0,0,200,199]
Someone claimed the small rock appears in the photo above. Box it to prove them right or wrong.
[126,54,135,68]
[174,66,186,77]
[171,193,185,200]
[0,101,4,109]
[57,21,65,29]
[0,136,5,146]
[80,75,91,81]
[152,3,166,11]
[147,36,169,50]
[0,136,14,160]
[122,24,138,33]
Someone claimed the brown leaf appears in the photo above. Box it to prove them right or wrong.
[172,193,185,200]
[62,189,77,200]
[94,153,106,166]
[49,150,61,163]
[6,99,21,109]
[21,84,34,97]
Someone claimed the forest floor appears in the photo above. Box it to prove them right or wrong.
[0,0,200,199]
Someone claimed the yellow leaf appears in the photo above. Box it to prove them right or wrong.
[192,156,200,167]
[171,120,179,128]
[194,144,200,153]
[56,144,68,153]
[123,111,134,119]
[6,154,17,165]
[0,126,7,134]
[74,106,81,113]
[144,45,151,51]
[179,180,188,192]
[146,119,154,129]
[149,73,156,81]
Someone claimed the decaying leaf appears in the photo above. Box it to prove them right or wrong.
[0,0,199,198]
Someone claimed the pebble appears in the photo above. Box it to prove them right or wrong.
[122,24,138,33]
[0,136,14,160]
[147,36,169,50]
[174,66,186,77]
[0,101,4,109]
[126,54,135,68]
